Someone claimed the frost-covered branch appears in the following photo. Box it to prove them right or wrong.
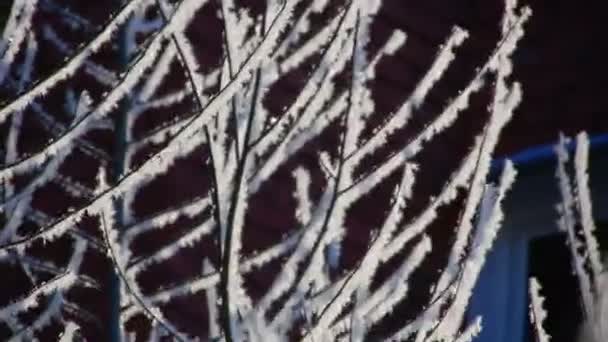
[0,0,530,339]
[529,277,551,342]
[553,132,606,342]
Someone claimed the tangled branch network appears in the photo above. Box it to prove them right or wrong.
[0,0,529,340]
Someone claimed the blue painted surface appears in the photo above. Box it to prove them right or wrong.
[468,227,529,342]
[491,133,608,173]
[468,232,511,341]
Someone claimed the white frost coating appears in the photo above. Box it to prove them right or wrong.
[225,163,255,335]
[127,218,215,276]
[252,11,408,188]
[123,218,301,321]
[272,0,331,60]
[174,32,207,99]
[7,293,63,342]
[125,88,195,151]
[4,30,37,184]
[133,89,194,115]
[419,101,519,339]
[430,162,517,340]
[29,101,111,160]
[58,321,81,342]
[346,127,482,251]
[42,25,118,86]
[1,0,26,45]
[343,7,373,160]
[132,253,272,318]
[148,322,164,342]
[350,26,468,164]
[124,6,163,58]
[0,238,86,340]
[253,6,357,158]
[578,273,608,342]
[256,186,335,317]
[454,317,483,342]
[16,31,37,91]
[0,119,207,256]
[554,132,607,342]
[122,197,211,248]
[319,151,337,179]
[293,167,313,225]
[101,205,190,341]
[212,59,235,170]
[365,29,408,83]
[573,132,604,284]
[384,30,407,55]
[53,174,95,199]
[95,164,109,195]
[327,234,432,340]
[0,0,209,183]
[1,27,38,251]
[75,90,93,120]
[251,92,348,193]
[256,3,526,337]
[555,134,595,317]
[220,0,253,72]
[0,271,77,320]
[270,140,382,333]
[0,0,38,85]
[0,149,62,242]
[146,3,306,337]
[0,0,531,338]
[119,0,298,206]
[529,278,551,342]
[268,15,394,331]
[343,72,486,202]
[0,0,157,124]
[307,163,419,336]
[555,131,608,342]
[137,44,177,101]
[279,11,346,74]
[203,259,221,341]
[555,135,577,230]
[252,25,408,191]
[418,5,528,337]
[0,89,99,244]
[125,116,191,168]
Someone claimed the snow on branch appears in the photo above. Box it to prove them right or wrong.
[573,133,604,283]
[0,0,158,123]
[552,132,606,342]
[0,0,530,339]
[554,133,602,317]
[529,277,551,342]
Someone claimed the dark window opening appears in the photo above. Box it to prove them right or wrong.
[525,221,608,342]
[0,2,11,30]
